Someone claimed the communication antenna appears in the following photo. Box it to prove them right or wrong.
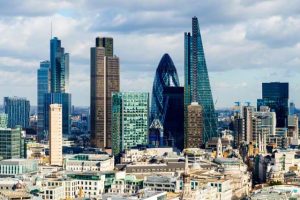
[50,21,53,39]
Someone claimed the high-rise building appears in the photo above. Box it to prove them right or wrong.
[186,102,203,148]
[243,105,256,143]
[150,53,180,123]
[0,113,8,128]
[258,82,289,128]
[44,93,71,135]
[49,104,63,166]
[111,92,149,156]
[289,102,296,115]
[288,115,299,142]
[232,112,245,148]
[37,60,51,138]
[50,37,69,93]
[96,37,113,57]
[163,87,184,150]
[184,17,217,144]
[90,37,120,148]
[0,127,24,159]
[4,97,30,128]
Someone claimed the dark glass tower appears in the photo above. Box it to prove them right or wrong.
[150,53,180,124]
[184,17,217,143]
[4,97,30,128]
[258,82,289,127]
[50,37,69,93]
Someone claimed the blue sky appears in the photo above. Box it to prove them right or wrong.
[0,0,300,108]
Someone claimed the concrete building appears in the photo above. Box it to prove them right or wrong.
[0,159,38,176]
[64,154,114,172]
[49,104,63,166]
[185,102,203,148]
[90,36,120,149]
[143,175,181,193]
[41,186,65,200]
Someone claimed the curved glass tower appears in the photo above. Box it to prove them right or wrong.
[150,54,180,124]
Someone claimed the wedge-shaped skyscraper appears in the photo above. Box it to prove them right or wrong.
[184,17,217,144]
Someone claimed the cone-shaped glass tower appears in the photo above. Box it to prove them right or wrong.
[150,54,180,124]
[184,17,217,143]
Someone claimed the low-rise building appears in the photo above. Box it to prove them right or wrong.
[143,175,181,193]
[41,186,65,200]
[0,159,38,176]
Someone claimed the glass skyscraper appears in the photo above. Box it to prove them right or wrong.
[257,82,289,127]
[0,113,8,128]
[111,92,149,156]
[150,53,180,124]
[44,93,71,136]
[50,37,69,93]
[184,17,217,144]
[37,60,50,138]
[4,97,30,129]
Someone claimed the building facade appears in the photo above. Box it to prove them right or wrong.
[112,92,149,156]
[184,17,217,144]
[44,93,71,135]
[258,82,289,128]
[0,113,8,128]
[186,102,203,148]
[49,104,63,166]
[37,60,51,139]
[4,97,30,128]
[90,37,120,148]
[0,127,24,159]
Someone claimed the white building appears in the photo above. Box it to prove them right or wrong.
[41,186,65,200]
[49,104,63,166]
[143,175,181,193]
[64,154,114,172]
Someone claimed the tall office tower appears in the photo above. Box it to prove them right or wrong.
[111,92,149,156]
[44,93,71,135]
[4,97,30,128]
[90,37,120,148]
[96,37,113,57]
[186,102,203,148]
[37,60,51,139]
[290,102,296,115]
[243,105,256,143]
[184,17,217,144]
[50,37,69,93]
[163,87,184,150]
[257,82,289,127]
[232,112,245,148]
[150,53,180,123]
[49,104,63,166]
[0,113,8,128]
[0,127,24,159]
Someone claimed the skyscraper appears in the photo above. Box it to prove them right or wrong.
[50,37,69,93]
[186,102,203,148]
[44,93,71,135]
[90,37,120,148]
[111,92,149,156]
[150,53,180,123]
[49,104,63,166]
[44,37,71,136]
[37,60,51,138]
[258,82,289,127]
[184,17,217,144]
[4,97,30,129]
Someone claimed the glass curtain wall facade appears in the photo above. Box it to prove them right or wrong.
[112,92,149,156]
[0,127,23,159]
[44,93,71,136]
[37,60,51,138]
[0,113,8,128]
[258,82,289,128]
[150,53,180,124]
[184,17,217,144]
[4,97,30,129]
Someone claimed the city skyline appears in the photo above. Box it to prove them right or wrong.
[1,1,300,108]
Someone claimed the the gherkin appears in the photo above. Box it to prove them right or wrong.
[150,53,180,124]
[184,17,217,143]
